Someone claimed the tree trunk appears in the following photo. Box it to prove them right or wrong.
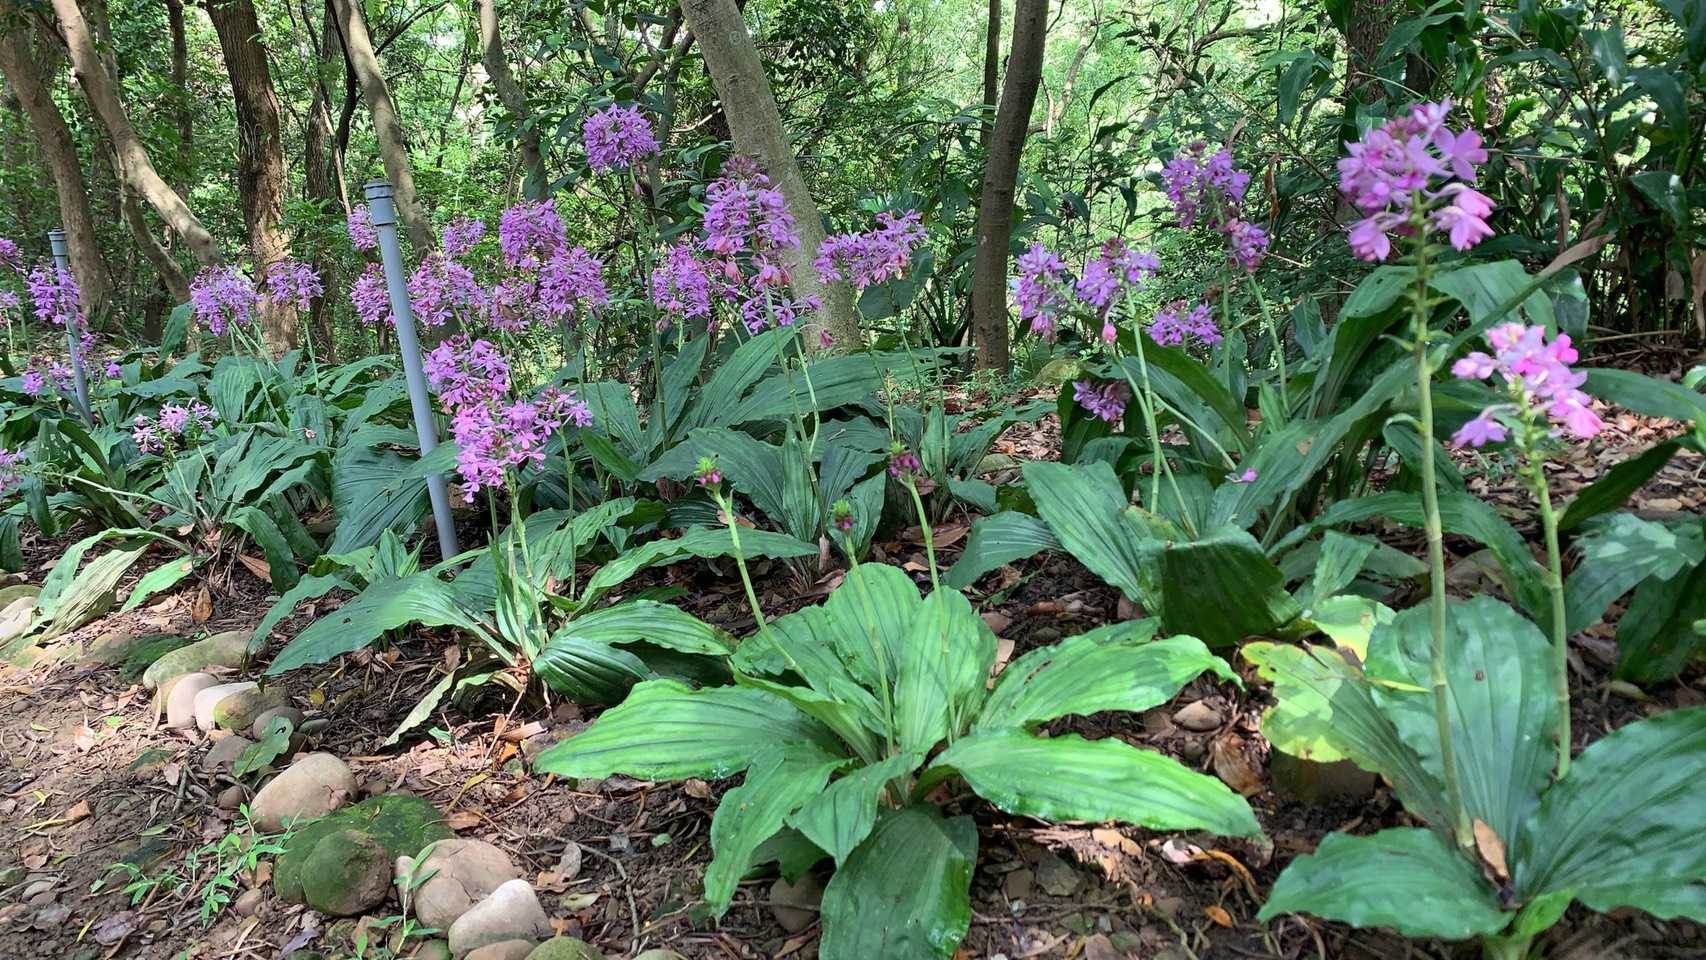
[165,0,193,197]
[0,11,114,319]
[114,166,189,304]
[329,0,434,255]
[980,0,999,148]
[301,0,339,360]
[678,0,860,348]
[475,0,546,197]
[970,0,1046,373]
[206,0,298,358]
[51,0,222,268]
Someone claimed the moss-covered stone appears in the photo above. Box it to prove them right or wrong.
[275,793,451,903]
[212,685,290,731]
[299,828,392,916]
[141,630,250,690]
[116,633,193,683]
[525,939,607,960]
[0,584,40,608]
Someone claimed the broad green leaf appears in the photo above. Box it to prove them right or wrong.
[893,588,993,755]
[942,511,1060,589]
[533,633,651,704]
[1365,599,1557,845]
[819,805,976,960]
[1025,460,1146,598]
[1260,828,1510,939]
[819,562,924,693]
[1559,440,1688,531]
[581,526,816,605]
[1241,642,1447,825]
[1517,705,1706,921]
[1128,523,1302,646]
[1583,368,1706,424]
[1306,595,1393,659]
[267,573,489,673]
[928,729,1263,839]
[1616,557,1706,683]
[750,828,830,884]
[788,751,922,866]
[120,556,201,613]
[1565,515,1701,635]
[1310,531,1377,609]
[233,507,300,592]
[251,573,358,654]
[556,600,734,656]
[327,444,458,555]
[704,743,846,913]
[977,631,1232,732]
[34,531,160,640]
[530,679,839,781]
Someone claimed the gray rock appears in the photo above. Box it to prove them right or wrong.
[466,942,539,960]
[252,706,307,739]
[447,880,551,958]
[522,939,605,960]
[203,735,255,774]
[194,682,258,732]
[0,595,34,646]
[1172,701,1222,732]
[142,631,250,691]
[413,941,452,960]
[250,752,356,832]
[300,829,392,916]
[234,888,264,918]
[768,874,822,933]
[217,785,248,811]
[396,838,520,931]
[165,673,220,729]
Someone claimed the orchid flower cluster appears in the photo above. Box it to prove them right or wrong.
[132,401,218,456]
[350,200,610,334]
[0,447,24,499]
[1071,379,1132,423]
[815,211,927,293]
[1162,142,1271,273]
[700,157,818,335]
[189,258,323,336]
[581,104,662,176]
[20,356,72,399]
[1014,238,1163,344]
[1337,99,1494,261]
[1451,323,1604,448]
[423,335,594,501]
[1148,300,1222,349]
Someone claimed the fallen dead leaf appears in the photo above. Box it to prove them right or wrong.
[237,554,272,585]
[62,799,91,824]
[1203,905,1235,929]
[191,585,213,624]
[1473,818,1509,883]
[92,910,139,946]
[443,809,483,832]
[1210,735,1264,797]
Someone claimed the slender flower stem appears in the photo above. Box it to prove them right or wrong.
[1409,233,1472,854]
[902,475,939,593]
[1522,430,1572,779]
[709,486,802,674]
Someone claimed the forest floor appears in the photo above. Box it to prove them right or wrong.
[2,389,1705,960]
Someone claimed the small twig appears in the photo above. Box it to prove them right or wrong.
[571,838,641,957]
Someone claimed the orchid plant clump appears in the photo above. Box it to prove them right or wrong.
[1252,99,1706,960]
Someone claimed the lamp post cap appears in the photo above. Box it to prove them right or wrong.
[46,229,67,240]
[363,180,395,199]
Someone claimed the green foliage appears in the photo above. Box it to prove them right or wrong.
[535,563,1259,960]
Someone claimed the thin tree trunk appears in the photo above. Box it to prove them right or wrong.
[113,161,190,303]
[980,0,999,148]
[51,0,222,268]
[329,0,434,255]
[970,0,1047,373]
[0,11,115,319]
[301,0,339,360]
[678,0,860,348]
[1046,11,1099,138]
[207,0,299,358]
[165,0,193,198]
[475,0,545,197]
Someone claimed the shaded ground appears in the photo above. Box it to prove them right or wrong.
[0,406,1702,960]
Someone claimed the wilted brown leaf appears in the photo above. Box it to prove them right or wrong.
[191,586,213,624]
[1203,905,1234,929]
[1210,735,1264,797]
[237,554,272,585]
[1473,818,1509,883]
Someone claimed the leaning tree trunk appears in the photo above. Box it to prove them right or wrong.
[970,0,1047,373]
[475,0,546,197]
[329,0,434,256]
[0,12,114,320]
[678,0,861,349]
[50,0,221,268]
[207,0,299,358]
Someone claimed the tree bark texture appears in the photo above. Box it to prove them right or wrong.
[206,0,298,357]
[678,0,860,348]
[330,0,435,256]
[980,0,999,147]
[970,0,1046,373]
[165,0,193,197]
[50,0,222,269]
[475,0,546,197]
[301,0,340,360]
[0,12,114,319]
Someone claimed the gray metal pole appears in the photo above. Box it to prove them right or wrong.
[45,230,93,424]
[364,181,461,561]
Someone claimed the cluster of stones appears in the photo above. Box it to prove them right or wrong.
[137,630,616,959]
